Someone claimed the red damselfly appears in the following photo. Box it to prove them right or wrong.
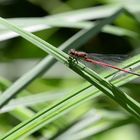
[69,49,140,77]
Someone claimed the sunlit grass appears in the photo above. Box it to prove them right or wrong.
[0,2,140,140]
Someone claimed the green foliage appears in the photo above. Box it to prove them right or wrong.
[0,1,140,140]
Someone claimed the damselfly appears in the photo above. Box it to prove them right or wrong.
[69,49,140,77]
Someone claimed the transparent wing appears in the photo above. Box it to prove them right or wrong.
[79,53,128,74]
[87,53,128,64]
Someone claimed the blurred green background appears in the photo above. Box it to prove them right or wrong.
[0,0,140,140]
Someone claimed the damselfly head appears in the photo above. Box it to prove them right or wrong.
[69,49,75,55]
[69,49,87,58]
[68,49,77,58]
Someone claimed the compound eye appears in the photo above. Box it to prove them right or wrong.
[68,49,75,55]
[84,54,87,57]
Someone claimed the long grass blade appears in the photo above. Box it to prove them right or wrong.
[0,8,140,140]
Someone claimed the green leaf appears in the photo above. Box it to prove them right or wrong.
[0,8,140,140]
